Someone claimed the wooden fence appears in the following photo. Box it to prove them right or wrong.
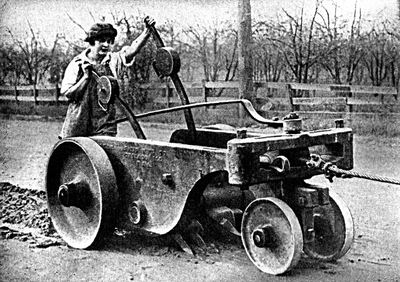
[0,84,63,103]
[1,81,399,116]
[137,81,400,115]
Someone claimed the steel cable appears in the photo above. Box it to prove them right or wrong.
[327,165,400,186]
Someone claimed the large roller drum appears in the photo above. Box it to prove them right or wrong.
[45,137,118,249]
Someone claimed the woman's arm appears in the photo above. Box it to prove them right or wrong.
[63,75,90,102]
[123,17,155,63]
[61,61,92,102]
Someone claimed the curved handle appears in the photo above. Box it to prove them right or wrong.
[148,22,197,142]
[108,99,284,129]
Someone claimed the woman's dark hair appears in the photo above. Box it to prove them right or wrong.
[85,23,117,44]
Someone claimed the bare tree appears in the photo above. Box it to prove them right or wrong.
[183,21,238,95]
[221,29,238,83]
[264,1,332,85]
[380,21,400,88]
[183,24,214,82]
[253,21,285,82]
[0,43,25,90]
[317,3,364,84]
[362,26,394,86]
[7,22,63,103]
[0,44,12,84]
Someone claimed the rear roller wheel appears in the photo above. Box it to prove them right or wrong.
[45,137,118,249]
[241,197,303,275]
[304,191,354,261]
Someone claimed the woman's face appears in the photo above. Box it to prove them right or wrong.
[92,36,114,57]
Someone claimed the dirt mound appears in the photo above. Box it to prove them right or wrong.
[0,182,61,247]
[0,182,240,256]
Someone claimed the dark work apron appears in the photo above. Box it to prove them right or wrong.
[88,63,117,136]
[60,60,117,138]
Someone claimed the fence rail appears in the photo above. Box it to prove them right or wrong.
[1,81,399,114]
[135,80,399,98]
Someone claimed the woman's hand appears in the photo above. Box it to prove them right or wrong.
[144,16,155,29]
[81,61,92,78]
[124,17,156,63]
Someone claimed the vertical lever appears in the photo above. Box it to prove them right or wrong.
[147,20,197,143]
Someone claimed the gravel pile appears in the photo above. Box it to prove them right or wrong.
[0,182,58,243]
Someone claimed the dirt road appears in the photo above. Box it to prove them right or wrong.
[0,117,399,281]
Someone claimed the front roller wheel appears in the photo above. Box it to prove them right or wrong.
[241,197,303,275]
[304,190,354,261]
[45,137,118,249]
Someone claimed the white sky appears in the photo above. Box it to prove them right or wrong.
[0,0,398,44]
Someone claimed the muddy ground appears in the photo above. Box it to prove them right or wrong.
[0,116,399,281]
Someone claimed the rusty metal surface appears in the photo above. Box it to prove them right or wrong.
[91,136,226,235]
[45,137,118,249]
[227,128,353,185]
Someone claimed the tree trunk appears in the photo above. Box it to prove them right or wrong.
[238,0,254,121]
[238,0,253,100]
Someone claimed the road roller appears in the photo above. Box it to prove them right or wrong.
[45,22,357,275]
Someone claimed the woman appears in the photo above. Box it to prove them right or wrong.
[59,17,155,138]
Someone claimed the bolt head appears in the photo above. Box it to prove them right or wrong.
[162,173,174,186]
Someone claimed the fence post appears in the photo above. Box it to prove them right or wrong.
[202,79,208,102]
[33,85,38,105]
[55,83,60,106]
[13,84,19,102]
[286,83,298,112]
[346,97,352,115]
